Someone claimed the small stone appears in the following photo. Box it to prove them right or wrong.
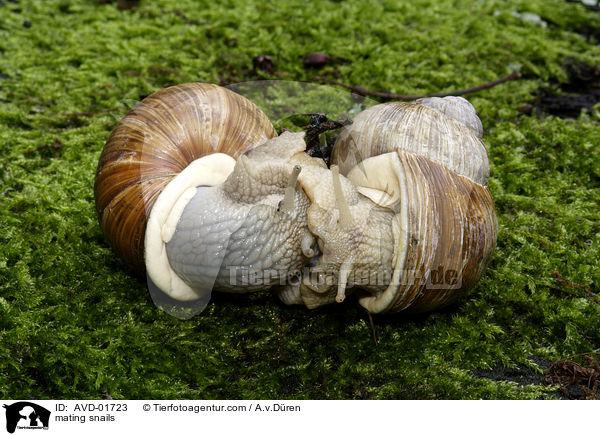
[252,54,275,74]
[518,104,533,115]
[302,53,330,69]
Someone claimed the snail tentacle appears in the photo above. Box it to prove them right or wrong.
[336,256,354,303]
[331,165,354,229]
[280,165,302,215]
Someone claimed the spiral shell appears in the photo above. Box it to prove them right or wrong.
[94,83,276,272]
[332,98,497,314]
[332,99,489,185]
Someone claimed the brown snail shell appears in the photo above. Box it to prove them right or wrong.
[332,98,489,185]
[332,98,498,314]
[94,83,276,272]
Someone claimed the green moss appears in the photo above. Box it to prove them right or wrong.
[1,0,599,399]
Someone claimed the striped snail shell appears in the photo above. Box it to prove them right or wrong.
[327,96,498,313]
[94,83,276,273]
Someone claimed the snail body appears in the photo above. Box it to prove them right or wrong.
[95,83,497,315]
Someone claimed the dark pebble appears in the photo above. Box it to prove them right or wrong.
[518,104,533,114]
[252,54,275,74]
[117,0,140,10]
[302,53,330,69]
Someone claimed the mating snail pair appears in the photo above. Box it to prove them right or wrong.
[94,83,497,317]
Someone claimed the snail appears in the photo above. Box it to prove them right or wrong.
[94,83,497,316]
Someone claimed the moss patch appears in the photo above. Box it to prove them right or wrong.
[1,0,599,399]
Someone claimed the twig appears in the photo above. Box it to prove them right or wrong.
[148,66,184,80]
[552,270,599,305]
[303,113,352,164]
[312,71,522,100]
[66,107,127,118]
[171,9,201,25]
[542,354,600,399]
[561,351,600,362]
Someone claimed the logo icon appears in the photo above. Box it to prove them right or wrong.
[3,402,50,434]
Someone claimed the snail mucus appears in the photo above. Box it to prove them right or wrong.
[95,83,497,316]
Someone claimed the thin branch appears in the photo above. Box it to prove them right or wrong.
[561,351,600,361]
[312,71,522,100]
[171,9,201,25]
[65,71,521,119]
[66,106,128,118]
[552,270,599,306]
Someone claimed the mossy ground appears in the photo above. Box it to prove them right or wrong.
[1,0,599,399]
